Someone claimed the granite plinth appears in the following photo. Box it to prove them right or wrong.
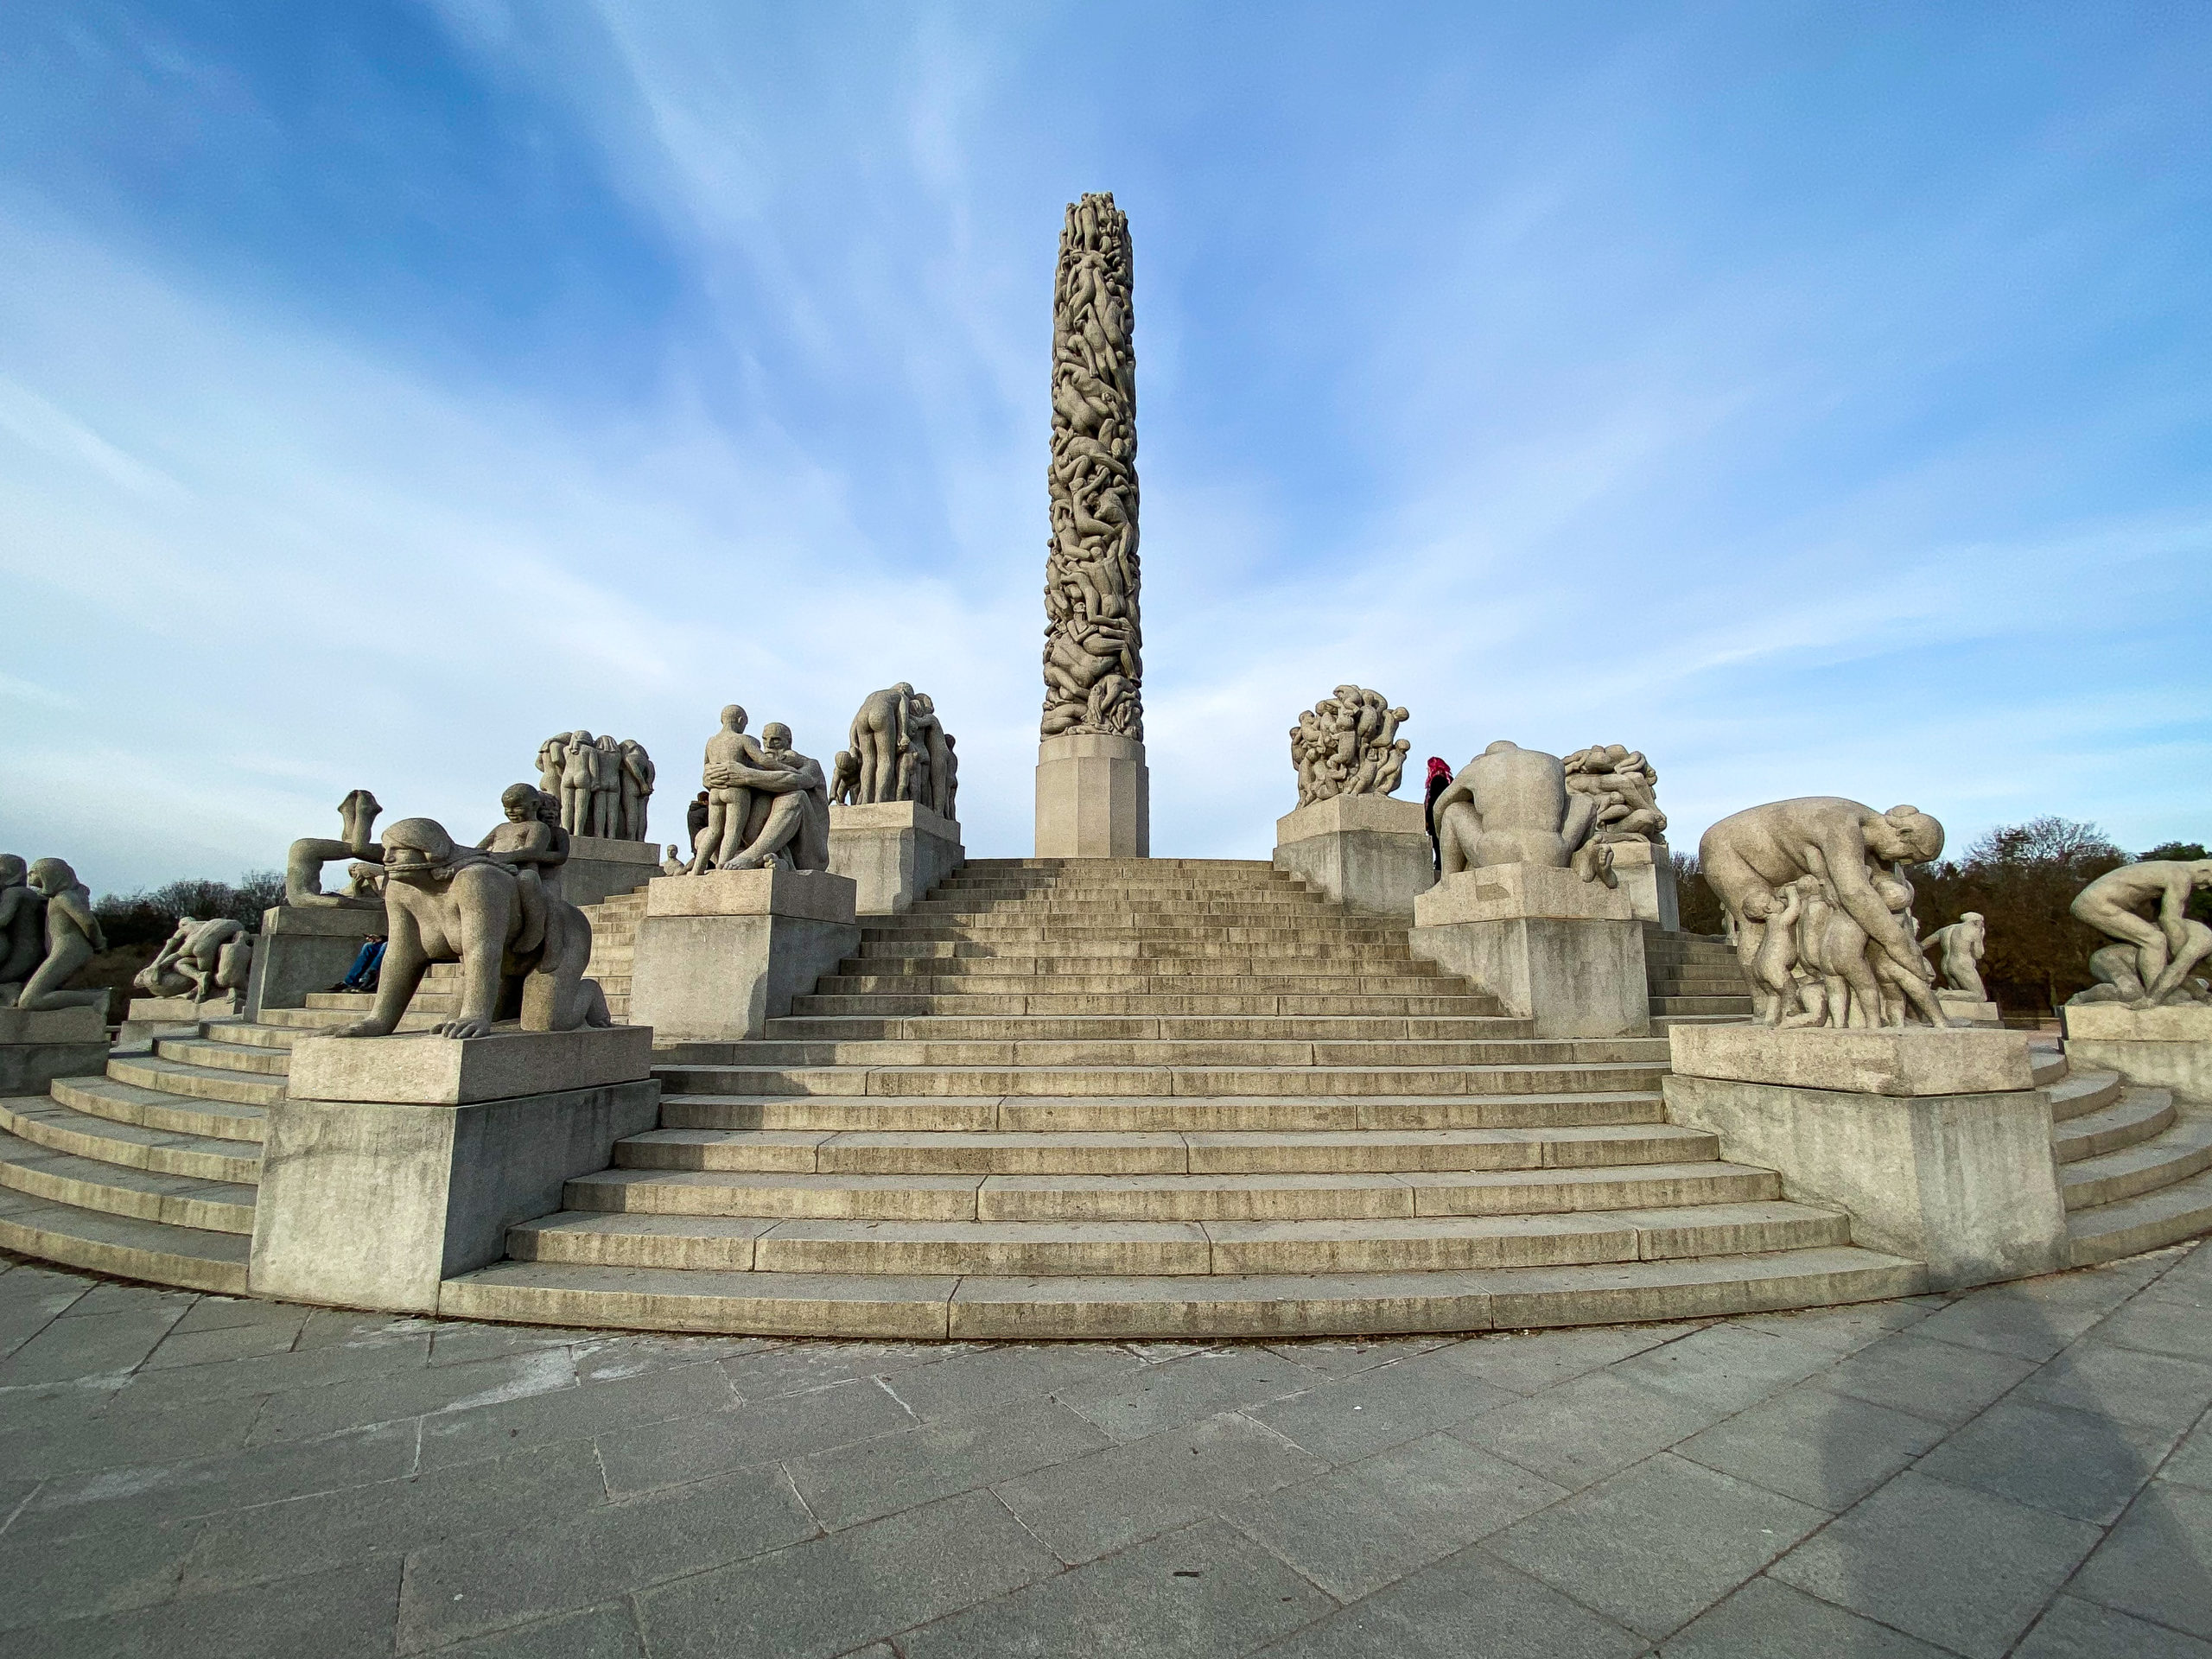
[1410,865,1647,1039]
[1937,991,2003,1027]
[0,1005,105,1046]
[287,1025,654,1106]
[1273,795,1435,916]
[2063,1001,2212,1101]
[830,802,965,915]
[1607,838,1681,931]
[0,1005,108,1091]
[560,834,662,908]
[1669,1024,2036,1097]
[1036,733,1148,859]
[630,870,861,1044]
[247,903,384,1018]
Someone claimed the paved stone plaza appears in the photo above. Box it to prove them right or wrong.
[4,1248,2210,1657]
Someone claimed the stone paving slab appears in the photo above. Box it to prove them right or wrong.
[4,1241,2212,1655]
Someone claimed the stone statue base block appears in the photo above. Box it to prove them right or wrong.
[1938,992,2004,1027]
[247,903,384,1018]
[0,1005,108,1094]
[1036,734,1149,859]
[287,1026,654,1106]
[1274,796,1435,916]
[1607,839,1681,931]
[121,996,238,1047]
[2063,1002,2212,1102]
[1670,1024,2036,1097]
[830,802,965,915]
[561,835,663,909]
[629,869,861,1045]
[1410,867,1647,1039]
[250,1079,661,1313]
[1663,1073,2068,1289]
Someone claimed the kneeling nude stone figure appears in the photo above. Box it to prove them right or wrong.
[330,818,609,1041]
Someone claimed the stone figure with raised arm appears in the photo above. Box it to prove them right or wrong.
[8,859,109,1012]
[620,740,655,841]
[284,790,385,910]
[0,855,46,992]
[1923,912,1990,1001]
[716,724,831,872]
[696,705,772,873]
[1430,741,1610,881]
[1698,798,1945,1000]
[329,818,609,1040]
[2069,860,2212,1007]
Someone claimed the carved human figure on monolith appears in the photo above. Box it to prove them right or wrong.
[715,725,831,872]
[329,818,609,1041]
[284,791,385,910]
[8,859,109,1012]
[1430,742,1611,882]
[1923,912,1990,1001]
[2069,861,2212,1007]
[0,855,46,992]
[1699,798,1947,1027]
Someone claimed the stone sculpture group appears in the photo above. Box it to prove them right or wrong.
[0,856,109,1013]
[2069,859,2212,1008]
[1699,798,1952,1028]
[535,733,655,842]
[690,706,830,875]
[1290,688,1409,806]
[834,683,958,820]
[1040,192,1143,741]
[1562,745,1667,846]
[134,916,255,1012]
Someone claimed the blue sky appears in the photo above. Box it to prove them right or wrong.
[2,2,2206,894]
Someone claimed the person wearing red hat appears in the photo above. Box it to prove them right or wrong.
[1423,756,1454,874]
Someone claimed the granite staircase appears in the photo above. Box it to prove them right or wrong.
[577,882,647,1024]
[1646,925,1754,1027]
[443,858,1924,1339]
[2045,1060,2212,1264]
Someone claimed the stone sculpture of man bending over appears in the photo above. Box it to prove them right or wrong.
[2071,860,2212,1007]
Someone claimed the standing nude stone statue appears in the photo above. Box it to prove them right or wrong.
[589,734,623,839]
[1923,912,1990,1001]
[0,854,47,993]
[1430,741,1611,882]
[7,859,109,1012]
[329,819,609,1040]
[560,732,597,836]
[284,790,385,910]
[620,740,655,842]
[537,735,570,800]
[695,705,772,874]
[2069,861,2212,1007]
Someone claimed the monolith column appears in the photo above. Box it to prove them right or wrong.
[1035,192,1150,857]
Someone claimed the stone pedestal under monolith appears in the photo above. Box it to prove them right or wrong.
[0,1006,109,1094]
[830,802,965,915]
[250,1025,659,1314]
[1035,734,1149,859]
[1409,864,1648,1039]
[246,904,382,1018]
[627,868,860,1045]
[2063,1003,2212,1101]
[1664,1023,2067,1289]
[1273,795,1434,916]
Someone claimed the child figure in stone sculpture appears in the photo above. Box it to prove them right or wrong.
[479,785,567,904]
[1869,871,1950,1027]
[1743,884,1802,1026]
[10,859,109,1011]
[0,854,47,991]
[696,705,771,873]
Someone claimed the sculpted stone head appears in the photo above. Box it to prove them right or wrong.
[0,854,22,887]
[1866,805,1944,864]
[380,819,465,887]
[721,705,748,734]
[500,784,539,822]
[761,722,793,756]
[26,858,78,897]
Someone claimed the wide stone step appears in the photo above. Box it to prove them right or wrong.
[817,974,1458,995]
[51,1073,267,1144]
[252,1007,446,1035]
[868,920,1406,940]
[2051,1088,2176,1165]
[764,1014,1535,1041]
[655,1060,1669,1100]
[506,1198,1847,1278]
[2061,1107,2212,1211]
[723,1037,1669,1070]
[848,944,1431,967]
[106,1052,286,1109]
[303,990,461,1013]
[154,1035,290,1077]
[0,1096,261,1184]
[564,1160,1775,1224]
[0,1127,257,1235]
[655,1090,1669,1135]
[611,1122,1716,1177]
[2046,1068,2125,1123]
[0,1186,251,1294]
[438,1244,1926,1340]
[2069,1160,2212,1265]
[1650,995,1754,1015]
[791,992,1507,1018]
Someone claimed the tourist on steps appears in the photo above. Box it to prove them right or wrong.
[1423,756,1453,874]
[334,935,385,994]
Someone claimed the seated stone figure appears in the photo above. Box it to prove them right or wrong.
[2069,860,2212,1007]
[329,818,609,1041]
[0,854,47,994]
[285,789,385,910]
[477,784,569,900]
[135,916,249,1005]
[7,859,110,1012]
[1429,741,1611,883]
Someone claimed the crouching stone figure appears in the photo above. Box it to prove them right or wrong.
[330,817,610,1041]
